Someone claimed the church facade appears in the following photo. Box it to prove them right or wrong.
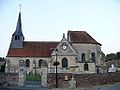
[6,12,105,74]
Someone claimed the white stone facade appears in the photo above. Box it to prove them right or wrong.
[48,36,104,74]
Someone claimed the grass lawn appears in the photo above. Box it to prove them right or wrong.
[26,74,41,81]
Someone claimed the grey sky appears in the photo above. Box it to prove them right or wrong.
[0,0,120,56]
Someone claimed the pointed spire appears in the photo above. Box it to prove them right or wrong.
[12,5,23,36]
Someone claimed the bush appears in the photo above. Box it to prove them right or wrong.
[53,61,60,66]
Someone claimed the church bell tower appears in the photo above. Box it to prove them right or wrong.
[10,11,24,48]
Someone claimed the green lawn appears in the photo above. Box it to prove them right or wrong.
[26,74,41,81]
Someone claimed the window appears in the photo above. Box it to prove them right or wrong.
[15,36,20,40]
[91,52,95,62]
[84,62,89,71]
[38,59,42,68]
[26,59,30,67]
[62,58,68,68]
[81,53,85,62]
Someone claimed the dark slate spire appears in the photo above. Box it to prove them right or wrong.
[12,11,24,36]
[10,5,24,48]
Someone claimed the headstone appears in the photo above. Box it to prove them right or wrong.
[69,76,76,88]
[108,64,116,72]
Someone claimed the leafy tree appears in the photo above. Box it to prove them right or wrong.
[105,53,116,61]
[0,57,6,73]
[0,57,2,61]
[0,65,5,73]
[115,52,120,60]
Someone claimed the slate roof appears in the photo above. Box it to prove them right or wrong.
[12,12,24,36]
[67,31,101,45]
[7,41,59,57]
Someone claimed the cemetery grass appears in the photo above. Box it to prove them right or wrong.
[26,74,41,81]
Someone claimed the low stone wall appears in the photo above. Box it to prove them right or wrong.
[0,73,6,87]
[47,72,120,88]
[0,73,19,87]
[47,73,73,88]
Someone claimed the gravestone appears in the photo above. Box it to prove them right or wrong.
[108,64,116,72]
[69,76,76,88]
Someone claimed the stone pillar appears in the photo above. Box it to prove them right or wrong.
[48,63,51,73]
[5,59,10,73]
[18,60,26,86]
[19,72,26,86]
[41,67,48,87]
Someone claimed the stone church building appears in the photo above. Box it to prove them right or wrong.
[6,12,105,75]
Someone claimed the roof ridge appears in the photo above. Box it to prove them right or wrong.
[68,30,86,32]
[24,41,60,43]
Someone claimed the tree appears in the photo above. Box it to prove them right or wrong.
[115,52,120,60]
[0,65,5,73]
[0,57,3,61]
[105,53,116,61]
[0,57,6,73]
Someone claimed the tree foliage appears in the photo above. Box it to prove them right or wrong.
[105,52,120,61]
[105,53,115,61]
[0,57,6,73]
[115,52,120,60]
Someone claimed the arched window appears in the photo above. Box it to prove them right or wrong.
[84,62,89,71]
[62,58,68,68]
[38,59,42,68]
[81,53,85,62]
[91,52,95,62]
[26,59,30,67]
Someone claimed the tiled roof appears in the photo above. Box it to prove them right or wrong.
[7,41,59,57]
[67,31,101,45]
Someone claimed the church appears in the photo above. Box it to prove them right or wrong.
[6,11,105,75]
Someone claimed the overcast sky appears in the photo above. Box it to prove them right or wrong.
[0,0,120,57]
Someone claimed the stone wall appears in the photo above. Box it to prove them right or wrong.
[47,72,120,88]
[0,73,19,87]
[0,73,6,87]
[7,57,50,74]
[48,73,73,88]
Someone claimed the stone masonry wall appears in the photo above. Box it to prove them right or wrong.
[0,73,19,87]
[47,72,120,88]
